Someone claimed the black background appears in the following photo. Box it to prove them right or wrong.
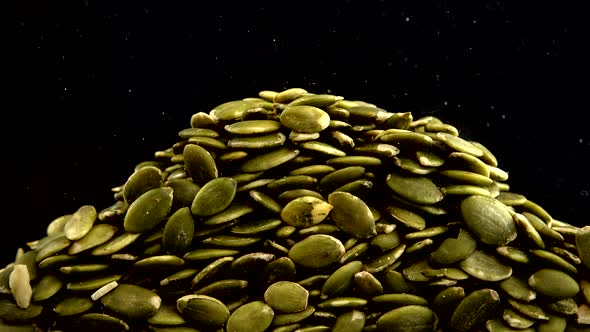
[6,0,589,264]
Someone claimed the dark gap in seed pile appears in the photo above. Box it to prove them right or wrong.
[0,87,588,332]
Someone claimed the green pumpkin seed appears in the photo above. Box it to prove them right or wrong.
[461,195,517,246]
[241,148,300,173]
[331,131,355,148]
[195,279,248,298]
[123,166,163,204]
[289,165,336,176]
[69,224,118,255]
[385,205,426,230]
[124,187,173,233]
[496,192,527,206]
[529,249,578,275]
[332,310,366,332]
[376,305,437,332]
[290,131,321,142]
[496,246,530,264]
[280,196,333,228]
[91,232,141,256]
[60,263,110,274]
[576,226,590,270]
[328,192,376,238]
[364,244,406,274]
[321,261,363,298]
[268,175,318,192]
[183,249,239,261]
[176,294,229,328]
[545,297,578,315]
[317,297,367,309]
[0,299,42,321]
[450,288,500,332]
[507,298,548,320]
[289,235,345,268]
[264,281,309,313]
[274,88,309,104]
[64,205,97,241]
[537,314,567,332]
[272,306,315,326]
[35,235,71,262]
[372,293,429,307]
[147,304,186,325]
[228,132,286,149]
[459,250,512,281]
[339,242,371,264]
[528,269,579,299]
[386,172,443,205]
[162,207,195,254]
[326,156,382,167]
[288,94,343,108]
[134,255,184,269]
[227,301,275,332]
[280,105,330,133]
[77,312,130,331]
[67,274,122,291]
[178,127,219,139]
[31,274,62,301]
[203,204,254,225]
[183,144,218,186]
[54,297,94,316]
[202,235,261,247]
[100,284,161,320]
[524,211,564,242]
[191,177,237,217]
[9,265,32,309]
[46,214,70,236]
[225,120,282,135]
[371,232,401,252]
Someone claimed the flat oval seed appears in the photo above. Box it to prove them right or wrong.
[183,248,239,261]
[228,132,286,149]
[77,313,130,331]
[290,165,336,176]
[289,234,345,268]
[203,204,255,225]
[265,281,309,313]
[183,144,218,186]
[280,196,333,228]
[69,224,118,255]
[376,305,436,332]
[274,88,308,103]
[124,187,173,233]
[500,276,537,302]
[91,232,141,256]
[459,250,512,281]
[0,299,43,321]
[326,156,382,167]
[32,274,63,301]
[450,288,501,332]
[147,304,187,326]
[322,261,363,298]
[123,166,163,204]
[225,120,282,135]
[576,226,590,269]
[280,105,330,133]
[537,314,567,332]
[227,301,274,332]
[507,299,548,320]
[162,207,195,254]
[300,141,346,156]
[364,244,406,274]
[134,255,185,269]
[328,192,376,238]
[177,294,229,328]
[528,269,579,299]
[202,235,261,247]
[35,235,71,262]
[461,195,517,246]
[437,132,483,156]
[386,172,443,205]
[385,205,426,230]
[66,274,122,291]
[9,265,32,309]
[100,284,161,320]
[64,205,97,241]
[497,246,530,265]
[318,297,368,309]
[333,310,366,332]
[53,297,93,316]
[372,294,429,307]
[191,177,237,216]
[241,148,300,173]
[288,94,343,107]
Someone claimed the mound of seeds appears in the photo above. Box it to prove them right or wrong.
[1,87,589,332]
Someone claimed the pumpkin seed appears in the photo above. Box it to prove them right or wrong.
[328,192,376,238]
[289,235,345,268]
[176,294,229,328]
[54,297,94,316]
[450,288,501,332]
[280,196,333,228]
[124,187,173,233]
[280,106,330,133]
[460,195,517,246]
[376,305,437,332]
[528,269,579,299]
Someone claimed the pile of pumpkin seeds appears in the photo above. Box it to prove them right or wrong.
[1,87,590,332]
